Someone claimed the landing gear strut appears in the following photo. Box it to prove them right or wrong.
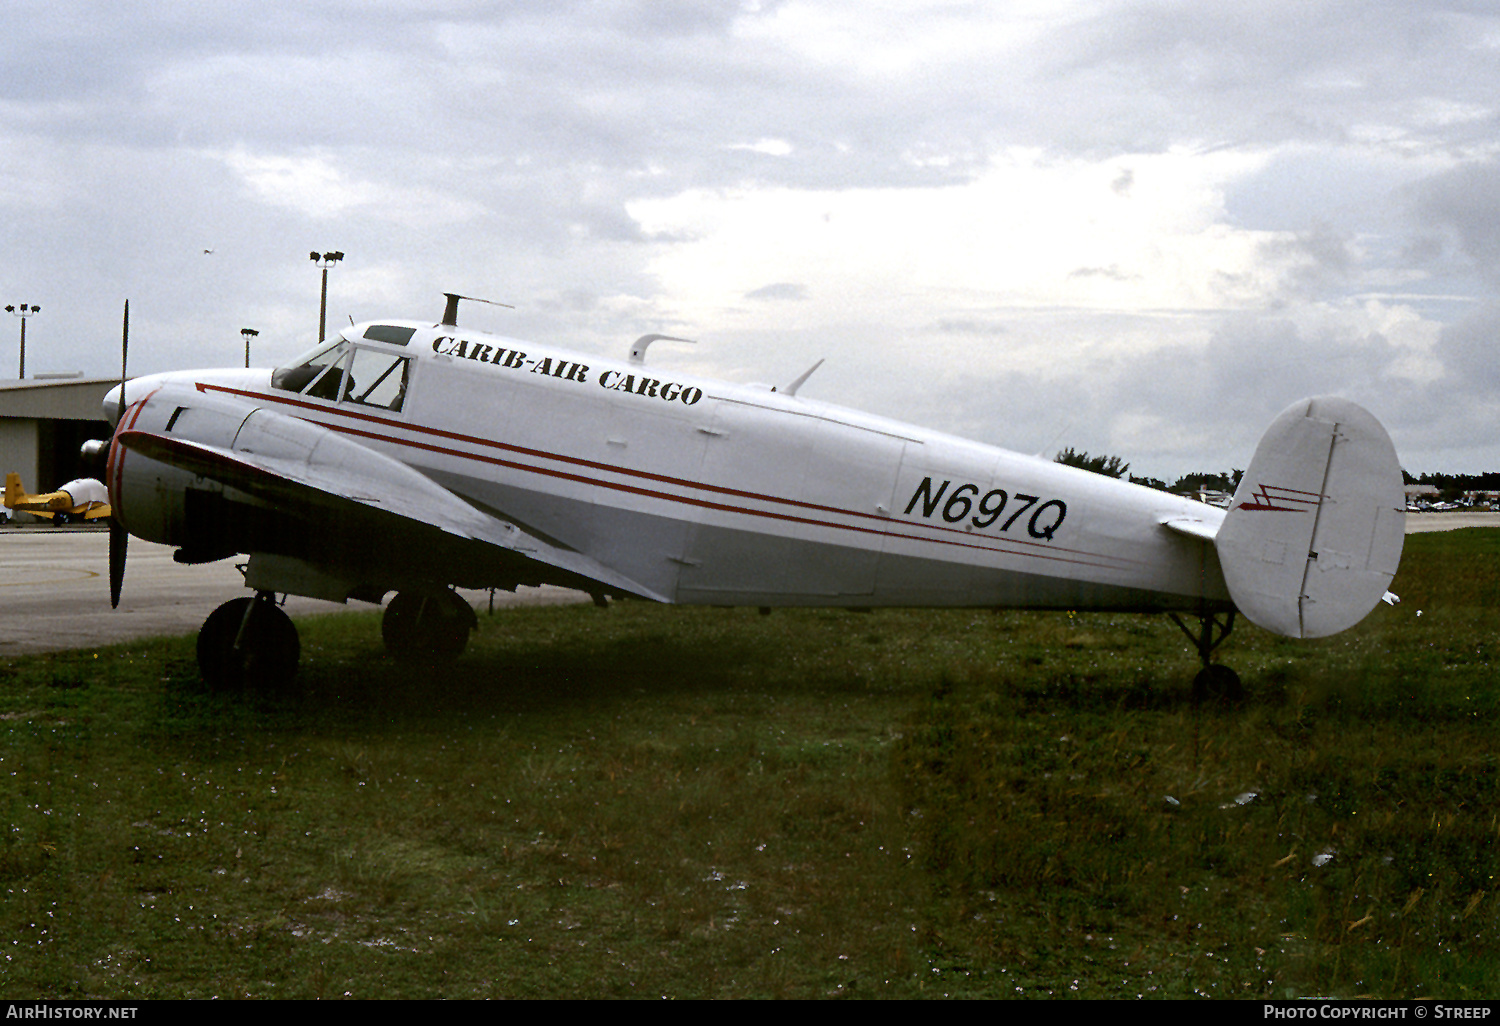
[381,589,477,663]
[197,592,300,691]
[1169,609,1243,702]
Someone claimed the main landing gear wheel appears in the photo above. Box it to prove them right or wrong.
[197,593,301,691]
[1169,610,1244,704]
[381,589,477,664]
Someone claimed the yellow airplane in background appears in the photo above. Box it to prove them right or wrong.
[4,473,112,524]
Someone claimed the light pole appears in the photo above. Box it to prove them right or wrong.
[309,251,344,342]
[240,327,259,368]
[5,304,39,379]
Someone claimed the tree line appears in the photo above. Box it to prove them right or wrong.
[1404,470,1500,500]
[1054,448,1242,495]
[1059,449,1499,500]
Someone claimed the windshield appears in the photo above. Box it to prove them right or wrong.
[271,339,412,411]
[271,338,350,398]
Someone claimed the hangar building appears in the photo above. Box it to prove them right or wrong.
[0,376,117,499]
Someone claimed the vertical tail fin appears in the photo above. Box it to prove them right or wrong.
[1214,397,1404,639]
[4,473,23,509]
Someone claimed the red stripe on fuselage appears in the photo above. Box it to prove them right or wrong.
[190,382,1146,575]
[106,387,163,529]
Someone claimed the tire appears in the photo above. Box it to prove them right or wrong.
[197,596,301,691]
[1192,664,1243,704]
[381,590,475,664]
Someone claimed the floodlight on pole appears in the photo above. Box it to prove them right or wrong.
[309,250,345,342]
[240,327,259,369]
[5,303,40,379]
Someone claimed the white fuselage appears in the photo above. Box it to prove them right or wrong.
[117,319,1231,612]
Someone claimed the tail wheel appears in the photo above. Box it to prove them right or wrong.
[1170,610,1243,702]
[381,589,476,664]
[1192,664,1244,704]
[197,594,300,691]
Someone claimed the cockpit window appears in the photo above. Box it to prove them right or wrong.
[271,338,350,398]
[271,337,411,411]
[362,324,415,346]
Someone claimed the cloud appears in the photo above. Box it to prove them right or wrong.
[630,146,1313,335]
[1408,159,1500,281]
[1432,302,1500,395]
[222,150,380,219]
[725,139,794,156]
[219,148,485,228]
[744,281,807,300]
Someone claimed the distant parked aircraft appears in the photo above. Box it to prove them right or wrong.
[4,473,112,524]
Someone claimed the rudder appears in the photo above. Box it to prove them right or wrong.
[1215,397,1404,639]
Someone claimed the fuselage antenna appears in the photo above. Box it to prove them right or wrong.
[781,358,825,397]
[440,293,515,328]
[629,334,696,364]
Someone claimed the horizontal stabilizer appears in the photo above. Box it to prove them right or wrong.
[1214,397,1404,638]
[1158,514,1221,543]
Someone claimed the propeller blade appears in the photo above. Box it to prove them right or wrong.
[109,299,129,608]
[116,299,128,424]
[109,517,127,609]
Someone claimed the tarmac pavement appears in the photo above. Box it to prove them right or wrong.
[1402,511,1500,533]
[0,525,589,657]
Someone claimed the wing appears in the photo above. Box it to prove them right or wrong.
[116,422,669,604]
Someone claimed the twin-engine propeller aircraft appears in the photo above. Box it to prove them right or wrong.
[4,473,112,524]
[82,294,1404,692]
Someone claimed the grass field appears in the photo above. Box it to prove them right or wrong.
[1,529,1497,999]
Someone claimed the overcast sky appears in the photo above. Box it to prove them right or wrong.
[2,0,1497,478]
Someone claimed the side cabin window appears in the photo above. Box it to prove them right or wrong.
[271,332,413,412]
[343,347,411,411]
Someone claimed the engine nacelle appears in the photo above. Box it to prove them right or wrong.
[106,385,265,555]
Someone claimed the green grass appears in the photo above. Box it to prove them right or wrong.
[1,529,1497,998]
